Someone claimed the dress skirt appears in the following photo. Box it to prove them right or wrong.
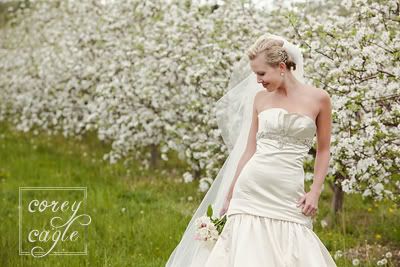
[204,213,337,267]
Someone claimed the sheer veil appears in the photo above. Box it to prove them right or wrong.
[166,33,305,267]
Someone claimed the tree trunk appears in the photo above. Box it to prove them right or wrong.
[194,168,201,180]
[331,174,345,213]
[332,183,344,212]
[150,144,159,168]
[323,175,346,228]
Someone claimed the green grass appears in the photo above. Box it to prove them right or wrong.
[0,122,399,267]
[0,122,203,267]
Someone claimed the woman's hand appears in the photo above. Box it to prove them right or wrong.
[296,190,320,217]
[219,197,231,217]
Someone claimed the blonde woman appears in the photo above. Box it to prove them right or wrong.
[166,33,337,267]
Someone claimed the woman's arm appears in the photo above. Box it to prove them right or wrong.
[311,90,332,195]
[225,93,260,200]
[297,90,333,217]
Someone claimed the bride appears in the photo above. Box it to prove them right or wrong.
[166,33,337,267]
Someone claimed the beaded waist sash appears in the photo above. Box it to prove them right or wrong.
[256,130,314,149]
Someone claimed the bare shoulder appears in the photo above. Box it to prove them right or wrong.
[254,90,276,111]
[255,90,266,99]
[305,85,328,98]
[305,86,331,115]
[306,85,330,102]
[254,90,266,110]
[256,90,265,99]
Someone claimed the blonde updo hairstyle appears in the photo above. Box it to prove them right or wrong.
[246,36,297,72]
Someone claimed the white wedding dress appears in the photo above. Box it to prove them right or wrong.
[205,107,337,267]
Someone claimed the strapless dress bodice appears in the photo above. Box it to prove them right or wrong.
[227,107,318,229]
[256,107,316,151]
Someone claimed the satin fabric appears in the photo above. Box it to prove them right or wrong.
[205,108,337,267]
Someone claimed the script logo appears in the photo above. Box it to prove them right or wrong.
[19,187,92,257]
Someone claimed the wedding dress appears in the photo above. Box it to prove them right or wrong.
[204,107,337,267]
[165,33,337,267]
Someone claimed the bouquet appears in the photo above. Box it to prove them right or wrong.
[194,204,227,248]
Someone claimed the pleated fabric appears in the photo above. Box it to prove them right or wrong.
[204,213,337,267]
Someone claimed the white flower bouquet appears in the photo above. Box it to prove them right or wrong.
[194,204,227,248]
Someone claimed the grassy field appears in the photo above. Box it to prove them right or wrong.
[0,122,399,267]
